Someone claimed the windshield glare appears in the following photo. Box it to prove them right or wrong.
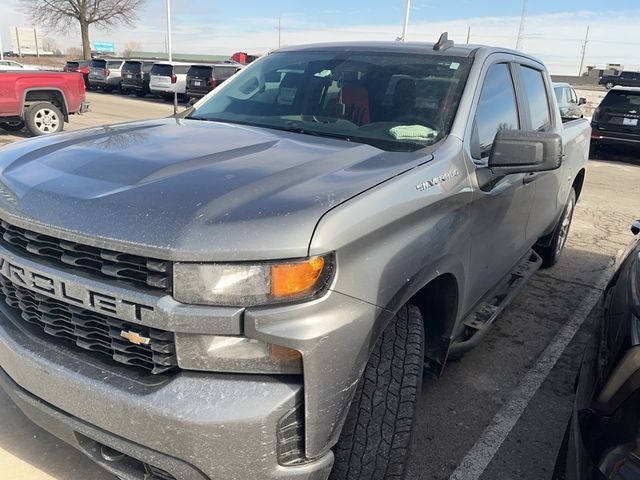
[189,51,471,152]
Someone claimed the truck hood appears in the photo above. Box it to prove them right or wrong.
[0,118,431,261]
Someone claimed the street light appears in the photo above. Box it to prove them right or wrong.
[399,0,411,42]
[166,0,177,114]
[166,0,172,62]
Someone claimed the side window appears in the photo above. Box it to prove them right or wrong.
[519,66,552,132]
[569,88,578,104]
[474,63,519,158]
[553,88,563,104]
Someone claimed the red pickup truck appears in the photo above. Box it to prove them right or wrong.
[0,71,89,136]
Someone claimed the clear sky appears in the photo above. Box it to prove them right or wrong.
[1,0,639,75]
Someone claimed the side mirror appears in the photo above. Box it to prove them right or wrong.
[632,220,640,235]
[579,97,588,105]
[488,130,563,175]
[186,97,197,108]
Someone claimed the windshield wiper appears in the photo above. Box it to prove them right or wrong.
[269,125,354,143]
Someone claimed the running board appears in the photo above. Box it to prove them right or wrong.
[448,250,542,357]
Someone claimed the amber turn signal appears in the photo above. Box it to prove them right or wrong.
[271,256,326,297]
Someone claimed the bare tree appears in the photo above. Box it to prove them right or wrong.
[122,41,142,58]
[19,0,146,60]
[65,46,83,57]
[41,37,61,55]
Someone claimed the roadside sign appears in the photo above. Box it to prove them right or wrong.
[91,41,115,53]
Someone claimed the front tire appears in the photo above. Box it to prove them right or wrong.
[605,81,615,89]
[537,188,576,268]
[24,102,64,136]
[330,304,425,480]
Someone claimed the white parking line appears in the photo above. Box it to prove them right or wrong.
[448,258,617,480]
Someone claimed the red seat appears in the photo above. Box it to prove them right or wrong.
[337,84,370,125]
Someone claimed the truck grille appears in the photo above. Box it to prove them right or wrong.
[0,219,170,291]
[0,275,178,375]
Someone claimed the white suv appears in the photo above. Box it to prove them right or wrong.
[149,62,192,98]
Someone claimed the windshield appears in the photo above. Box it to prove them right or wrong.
[189,50,472,152]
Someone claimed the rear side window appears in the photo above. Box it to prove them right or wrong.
[213,66,238,80]
[188,66,213,77]
[90,59,106,68]
[519,66,551,131]
[474,63,519,158]
[151,64,173,76]
[122,61,142,73]
[602,91,640,108]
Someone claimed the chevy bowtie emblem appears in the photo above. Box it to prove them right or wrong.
[120,330,151,345]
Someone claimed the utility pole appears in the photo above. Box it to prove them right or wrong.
[515,0,528,51]
[466,26,471,44]
[578,25,590,77]
[400,0,411,42]
[166,0,172,62]
[16,27,22,57]
[33,27,39,58]
[166,0,177,114]
[1,32,4,60]
[278,16,281,48]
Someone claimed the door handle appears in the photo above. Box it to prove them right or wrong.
[523,172,540,184]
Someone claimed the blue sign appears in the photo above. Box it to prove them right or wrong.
[91,41,115,53]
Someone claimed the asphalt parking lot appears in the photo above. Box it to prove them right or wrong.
[0,90,639,480]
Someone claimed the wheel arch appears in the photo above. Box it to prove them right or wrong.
[22,88,69,121]
[572,168,586,201]
[408,273,459,377]
[380,266,462,378]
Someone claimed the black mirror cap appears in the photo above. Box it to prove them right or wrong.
[489,130,563,175]
[579,97,588,105]
[632,220,640,235]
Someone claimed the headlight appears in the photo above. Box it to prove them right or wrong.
[173,254,334,306]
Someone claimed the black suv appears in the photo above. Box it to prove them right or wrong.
[185,63,240,99]
[120,60,155,97]
[591,87,640,151]
[599,71,640,89]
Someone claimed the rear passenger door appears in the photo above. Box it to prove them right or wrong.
[465,60,536,306]
[515,63,562,242]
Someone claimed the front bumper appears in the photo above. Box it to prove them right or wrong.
[0,311,334,479]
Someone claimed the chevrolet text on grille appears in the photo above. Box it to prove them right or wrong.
[0,256,154,322]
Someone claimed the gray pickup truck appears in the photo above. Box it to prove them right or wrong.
[0,37,589,480]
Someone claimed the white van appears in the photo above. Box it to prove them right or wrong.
[149,62,192,97]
